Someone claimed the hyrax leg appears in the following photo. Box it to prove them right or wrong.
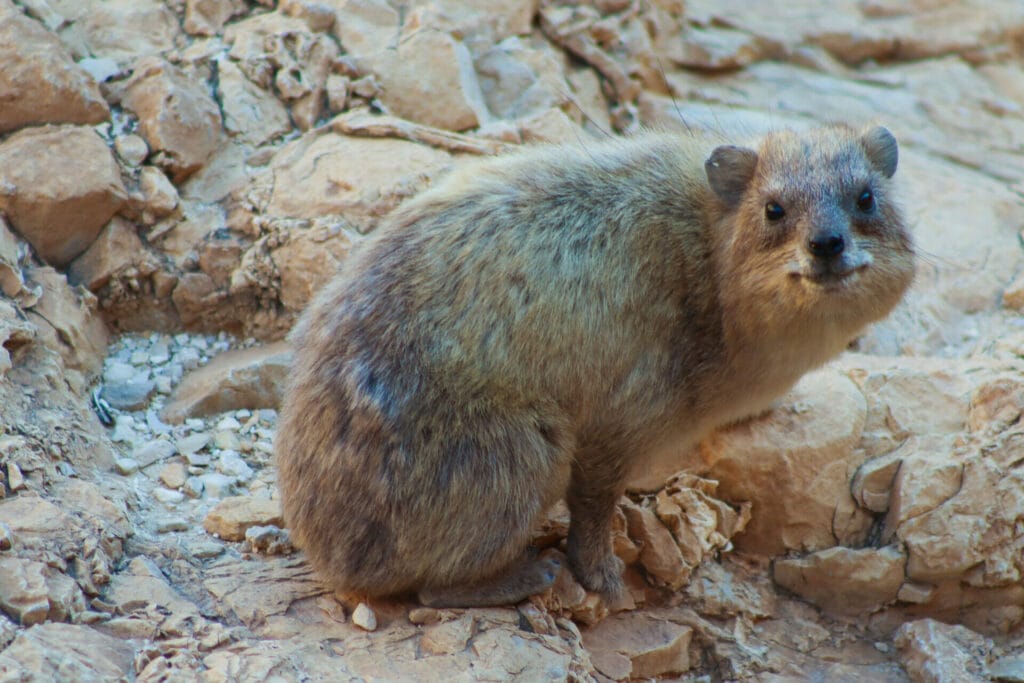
[566,460,626,600]
[418,550,562,608]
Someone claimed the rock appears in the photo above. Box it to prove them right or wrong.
[6,463,24,492]
[0,557,50,625]
[54,0,181,65]
[687,367,867,555]
[356,29,490,131]
[621,499,689,590]
[216,59,292,146]
[0,125,127,268]
[581,612,692,679]
[122,57,224,182]
[203,495,283,541]
[131,439,176,468]
[881,437,963,543]
[113,134,149,166]
[24,267,109,380]
[271,222,354,312]
[261,132,453,234]
[101,378,155,411]
[244,525,293,555]
[0,623,134,680]
[67,218,145,291]
[0,7,109,133]
[421,614,475,655]
[772,546,906,615]
[894,619,992,683]
[162,342,292,423]
[352,602,378,631]
[990,655,1024,682]
[158,461,188,489]
[185,0,245,36]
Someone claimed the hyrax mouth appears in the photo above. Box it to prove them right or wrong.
[787,250,873,288]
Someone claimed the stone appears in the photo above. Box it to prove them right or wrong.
[271,222,354,312]
[990,656,1024,682]
[216,59,292,146]
[101,378,155,411]
[421,614,475,655]
[122,57,224,182]
[262,133,452,233]
[114,458,139,475]
[24,267,109,379]
[67,217,145,291]
[185,0,245,36]
[114,134,149,166]
[894,619,992,683]
[53,0,181,65]
[881,438,963,543]
[0,7,109,133]
[581,612,692,679]
[691,368,868,555]
[620,499,689,590]
[176,433,211,456]
[772,546,906,615]
[162,342,292,423]
[352,602,378,631]
[0,126,127,267]
[356,29,490,131]
[0,557,50,625]
[132,439,176,468]
[203,496,283,541]
[244,525,293,555]
[0,623,135,680]
[159,461,188,489]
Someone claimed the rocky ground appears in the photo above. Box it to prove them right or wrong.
[1,0,1024,680]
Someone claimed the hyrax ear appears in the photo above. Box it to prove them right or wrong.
[861,126,898,178]
[705,145,758,206]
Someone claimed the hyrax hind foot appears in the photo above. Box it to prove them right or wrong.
[417,552,562,608]
[567,542,625,602]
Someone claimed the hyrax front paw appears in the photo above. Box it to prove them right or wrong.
[568,548,625,601]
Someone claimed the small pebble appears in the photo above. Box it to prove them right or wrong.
[149,342,170,364]
[7,463,25,491]
[214,430,241,451]
[0,521,14,550]
[188,540,225,559]
[176,433,210,456]
[200,473,236,499]
[114,457,140,475]
[183,476,205,498]
[155,517,189,533]
[154,376,173,394]
[153,487,185,505]
[103,361,136,384]
[185,452,211,468]
[177,347,201,370]
[217,452,253,481]
[130,350,149,365]
[352,603,378,631]
[133,439,176,468]
[216,416,242,431]
[159,462,188,489]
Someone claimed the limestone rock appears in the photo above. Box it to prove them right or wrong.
[262,133,452,233]
[24,267,109,380]
[203,495,283,541]
[185,0,246,36]
[621,499,689,590]
[216,59,292,146]
[67,217,145,291]
[0,623,134,681]
[122,58,224,182]
[894,619,992,683]
[581,612,692,679]
[352,602,378,631]
[0,125,127,268]
[271,222,354,312]
[772,546,906,615]
[0,557,50,626]
[0,8,109,133]
[691,367,867,556]
[162,342,292,423]
[54,0,180,65]
[355,29,490,131]
[420,614,475,655]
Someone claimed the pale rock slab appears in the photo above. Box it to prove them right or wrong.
[216,59,293,146]
[894,619,992,683]
[271,222,354,312]
[50,0,180,64]
[203,495,284,541]
[694,367,867,556]
[581,611,692,679]
[262,133,452,232]
[185,0,246,36]
[162,342,292,423]
[67,217,145,291]
[0,7,109,134]
[773,545,906,615]
[122,58,224,182]
[355,29,490,131]
[0,125,127,268]
[0,622,134,681]
[0,557,50,626]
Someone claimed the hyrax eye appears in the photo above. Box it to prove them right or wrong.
[857,189,875,212]
[765,201,785,221]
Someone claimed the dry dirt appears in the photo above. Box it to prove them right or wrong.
[2,0,1024,681]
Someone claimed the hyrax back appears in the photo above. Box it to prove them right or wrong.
[275,125,914,606]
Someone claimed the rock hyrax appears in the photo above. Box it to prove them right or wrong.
[276,124,915,607]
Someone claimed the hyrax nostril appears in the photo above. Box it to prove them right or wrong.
[809,233,845,257]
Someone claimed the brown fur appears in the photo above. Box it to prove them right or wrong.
[275,125,915,606]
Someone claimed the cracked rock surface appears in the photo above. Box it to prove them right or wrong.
[1,0,1024,680]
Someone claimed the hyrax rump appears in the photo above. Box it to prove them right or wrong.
[276,124,915,607]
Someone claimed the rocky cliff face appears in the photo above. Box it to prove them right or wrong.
[1,0,1023,680]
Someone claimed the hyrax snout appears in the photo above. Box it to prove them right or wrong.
[275,124,915,607]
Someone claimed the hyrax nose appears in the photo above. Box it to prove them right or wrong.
[808,232,845,258]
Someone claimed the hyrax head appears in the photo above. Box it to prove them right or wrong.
[704,125,915,325]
